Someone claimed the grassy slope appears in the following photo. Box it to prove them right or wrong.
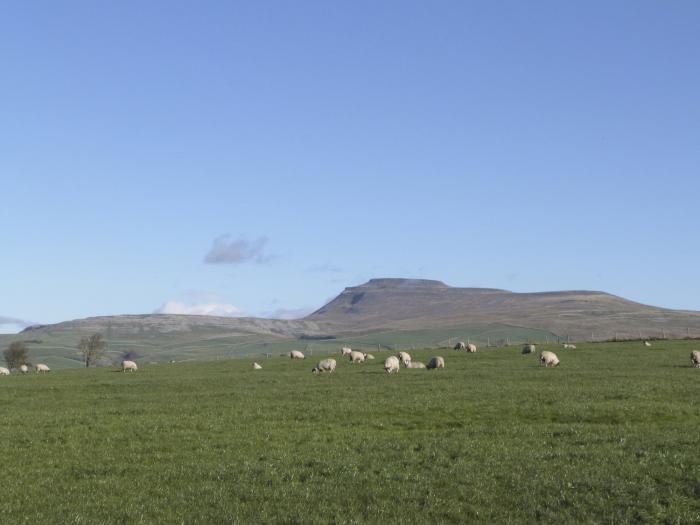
[0,322,557,369]
[0,340,699,524]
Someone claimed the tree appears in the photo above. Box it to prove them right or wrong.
[78,334,107,368]
[4,341,29,369]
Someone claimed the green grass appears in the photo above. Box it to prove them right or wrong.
[1,340,699,524]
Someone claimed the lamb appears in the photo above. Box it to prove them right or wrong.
[312,358,337,374]
[348,350,367,363]
[340,347,353,356]
[691,351,700,368]
[644,341,652,347]
[290,350,305,360]
[252,362,263,370]
[384,356,400,374]
[405,361,426,369]
[365,353,375,360]
[122,360,138,372]
[522,344,536,355]
[466,343,477,353]
[539,351,560,367]
[0,367,10,376]
[563,344,576,349]
[427,356,445,370]
[20,364,29,374]
[397,351,412,366]
[36,364,50,374]
[454,341,466,350]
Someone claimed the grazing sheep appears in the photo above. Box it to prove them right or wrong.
[290,350,305,360]
[36,364,50,374]
[253,362,263,370]
[341,347,353,356]
[349,350,367,363]
[397,351,412,367]
[466,343,477,353]
[312,358,337,374]
[365,353,375,360]
[405,361,426,369]
[522,344,536,355]
[427,356,445,370]
[454,341,466,350]
[563,344,576,349]
[691,351,700,368]
[644,341,652,347]
[384,356,400,374]
[0,367,10,376]
[20,364,29,374]
[539,351,560,367]
[122,360,138,372]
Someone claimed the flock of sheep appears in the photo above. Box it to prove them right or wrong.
[0,360,138,376]
[249,342,700,374]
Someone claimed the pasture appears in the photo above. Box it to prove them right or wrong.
[0,340,699,524]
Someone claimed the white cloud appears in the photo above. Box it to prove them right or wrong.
[154,301,247,317]
[261,307,316,320]
[204,235,272,264]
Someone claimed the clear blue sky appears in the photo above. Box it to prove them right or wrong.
[2,1,699,331]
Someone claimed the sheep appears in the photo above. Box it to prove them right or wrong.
[290,350,305,360]
[563,344,576,349]
[644,341,652,347]
[405,361,426,369]
[312,358,337,374]
[466,343,477,353]
[0,367,10,376]
[539,351,560,367]
[691,351,700,368]
[454,341,466,350]
[349,350,367,363]
[340,347,352,356]
[20,364,29,374]
[36,364,50,374]
[397,351,412,367]
[365,353,375,360]
[384,356,400,374]
[522,344,536,355]
[122,360,138,372]
[427,356,445,370]
[253,362,263,370]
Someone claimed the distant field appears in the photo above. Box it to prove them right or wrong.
[0,340,699,523]
[0,322,557,369]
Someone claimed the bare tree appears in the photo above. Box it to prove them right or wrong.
[78,334,107,368]
[4,341,29,369]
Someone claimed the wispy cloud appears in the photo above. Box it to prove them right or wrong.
[0,316,34,334]
[204,235,272,265]
[154,301,247,317]
[260,307,316,320]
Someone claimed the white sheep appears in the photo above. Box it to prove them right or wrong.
[341,347,353,356]
[252,362,263,370]
[563,344,576,349]
[405,361,426,369]
[0,367,10,376]
[454,341,466,350]
[312,358,337,374]
[691,351,700,368]
[122,360,138,372]
[349,350,367,363]
[522,344,536,355]
[365,353,375,360]
[644,341,652,347]
[290,350,305,360]
[539,351,560,367]
[397,351,412,367]
[427,356,445,370]
[466,343,477,353]
[36,364,50,374]
[20,364,29,374]
[384,356,400,374]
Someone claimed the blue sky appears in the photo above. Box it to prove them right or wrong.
[2,1,699,332]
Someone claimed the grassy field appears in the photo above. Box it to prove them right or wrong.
[0,322,557,369]
[1,340,699,524]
